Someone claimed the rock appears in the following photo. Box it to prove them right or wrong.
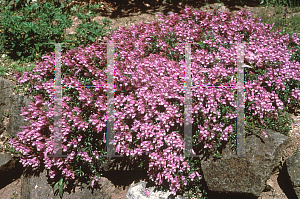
[286,151,300,198]
[126,181,186,199]
[0,77,33,138]
[0,153,24,189]
[6,94,34,138]
[0,153,17,172]
[200,127,291,198]
[21,165,115,199]
[0,77,13,136]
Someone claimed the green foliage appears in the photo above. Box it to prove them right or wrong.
[289,37,300,64]
[62,3,113,53]
[53,177,64,198]
[12,190,19,199]
[2,134,22,155]
[0,0,113,63]
[182,158,208,199]
[64,17,113,53]
[0,1,72,62]
[260,0,300,7]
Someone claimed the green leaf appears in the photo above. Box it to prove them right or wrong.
[59,181,63,198]
[59,177,63,187]
[34,43,39,52]
[53,181,59,191]
[15,0,21,8]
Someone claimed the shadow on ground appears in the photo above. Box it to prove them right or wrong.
[89,0,264,20]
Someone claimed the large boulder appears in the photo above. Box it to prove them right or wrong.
[286,152,300,198]
[200,127,291,198]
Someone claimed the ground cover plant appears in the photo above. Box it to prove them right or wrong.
[4,4,300,198]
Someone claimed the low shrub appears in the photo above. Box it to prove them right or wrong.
[0,0,113,63]
[8,6,300,199]
[0,1,71,62]
[260,0,300,7]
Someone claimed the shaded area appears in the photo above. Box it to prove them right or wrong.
[0,155,24,190]
[84,0,264,20]
[99,154,150,189]
[206,191,258,199]
[277,161,298,199]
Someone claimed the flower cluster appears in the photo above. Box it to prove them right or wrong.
[9,6,300,196]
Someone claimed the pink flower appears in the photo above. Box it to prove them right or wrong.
[262,131,268,138]
[91,179,95,188]
[10,6,299,197]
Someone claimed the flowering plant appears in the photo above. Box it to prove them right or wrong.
[9,7,300,198]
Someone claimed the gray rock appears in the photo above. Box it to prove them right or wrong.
[0,153,24,189]
[286,151,300,198]
[0,77,14,136]
[200,127,291,198]
[21,165,115,199]
[0,153,17,172]
[0,77,33,138]
[126,181,186,199]
[6,94,34,138]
